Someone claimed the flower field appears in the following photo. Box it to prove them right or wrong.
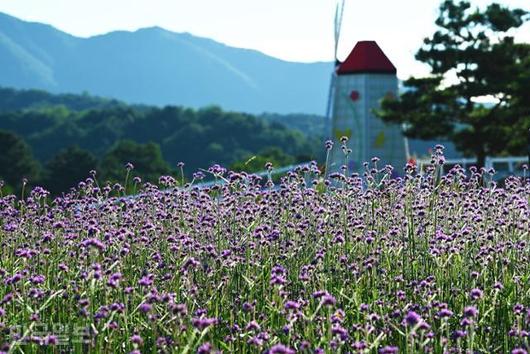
[0,146,529,353]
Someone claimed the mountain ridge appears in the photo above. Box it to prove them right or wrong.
[0,12,332,114]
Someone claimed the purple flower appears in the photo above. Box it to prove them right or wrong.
[110,303,125,312]
[321,293,336,306]
[360,303,369,312]
[138,275,153,287]
[353,341,367,350]
[81,235,104,249]
[268,343,295,354]
[379,346,399,354]
[107,272,122,288]
[192,317,217,330]
[404,311,422,326]
[312,290,327,298]
[470,288,483,300]
[438,308,453,318]
[44,335,58,345]
[182,257,200,271]
[463,306,478,318]
[130,334,143,345]
[284,301,300,311]
[331,325,349,340]
[139,303,152,313]
[172,303,187,315]
[331,309,345,323]
[270,275,286,286]
[512,349,528,354]
[460,318,473,327]
[245,320,261,332]
[242,302,254,312]
[451,330,467,339]
[5,273,23,285]
[247,336,263,346]
[513,304,525,315]
[29,275,46,284]
[197,342,212,354]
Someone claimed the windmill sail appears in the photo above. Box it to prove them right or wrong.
[325,0,346,139]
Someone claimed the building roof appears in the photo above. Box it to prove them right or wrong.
[337,41,396,75]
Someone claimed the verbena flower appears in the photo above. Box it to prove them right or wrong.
[404,311,422,327]
[192,317,217,330]
[463,306,478,318]
[268,344,295,354]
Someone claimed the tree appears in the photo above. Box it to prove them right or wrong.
[44,146,98,195]
[0,130,40,190]
[377,1,529,166]
[100,140,171,184]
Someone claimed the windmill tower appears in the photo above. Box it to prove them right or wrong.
[326,3,407,175]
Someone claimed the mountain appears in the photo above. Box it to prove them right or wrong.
[0,12,332,114]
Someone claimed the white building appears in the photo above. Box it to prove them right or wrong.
[329,41,407,175]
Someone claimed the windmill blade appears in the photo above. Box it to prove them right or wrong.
[326,0,346,138]
[334,0,346,60]
[334,4,340,56]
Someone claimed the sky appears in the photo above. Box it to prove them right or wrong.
[0,0,528,80]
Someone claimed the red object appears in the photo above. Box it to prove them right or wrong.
[337,41,396,75]
[350,90,360,101]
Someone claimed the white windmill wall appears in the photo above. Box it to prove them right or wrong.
[329,73,406,174]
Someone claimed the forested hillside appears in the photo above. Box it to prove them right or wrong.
[0,87,323,194]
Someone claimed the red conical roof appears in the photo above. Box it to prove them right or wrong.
[337,41,396,75]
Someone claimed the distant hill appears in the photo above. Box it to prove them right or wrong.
[0,87,128,112]
[0,12,332,115]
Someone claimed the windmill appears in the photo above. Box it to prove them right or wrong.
[324,1,407,175]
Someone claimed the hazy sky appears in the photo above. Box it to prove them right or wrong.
[0,0,528,79]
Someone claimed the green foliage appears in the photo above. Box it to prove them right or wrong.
[0,93,320,176]
[99,140,172,185]
[0,130,40,190]
[377,0,530,166]
[230,147,296,173]
[0,87,323,194]
[259,113,325,139]
[0,86,127,112]
[43,146,98,195]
